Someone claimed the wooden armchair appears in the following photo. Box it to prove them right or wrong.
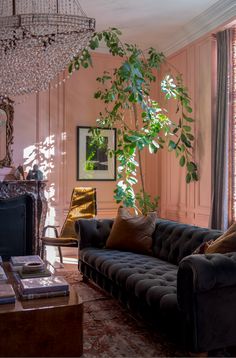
[41,187,97,263]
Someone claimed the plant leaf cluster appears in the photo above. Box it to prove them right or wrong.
[70,28,198,214]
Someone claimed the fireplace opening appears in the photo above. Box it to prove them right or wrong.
[0,194,34,260]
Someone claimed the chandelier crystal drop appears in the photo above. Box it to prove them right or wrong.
[0,0,95,97]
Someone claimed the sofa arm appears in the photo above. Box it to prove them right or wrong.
[75,218,114,249]
[177,253,236,352]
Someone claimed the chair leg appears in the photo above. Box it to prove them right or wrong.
[58,246,63,264]
[41,243,46,260]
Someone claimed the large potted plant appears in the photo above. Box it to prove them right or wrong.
[70,28,198,215]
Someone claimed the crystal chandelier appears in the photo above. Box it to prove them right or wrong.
[0,0,95,97]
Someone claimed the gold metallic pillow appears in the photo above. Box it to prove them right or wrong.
[60,187,96,239]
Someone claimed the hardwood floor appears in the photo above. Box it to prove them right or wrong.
[44,246,78,271]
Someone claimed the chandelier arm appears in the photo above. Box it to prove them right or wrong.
[74,0,87,17]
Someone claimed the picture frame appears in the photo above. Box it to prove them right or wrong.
[77,126,116,181]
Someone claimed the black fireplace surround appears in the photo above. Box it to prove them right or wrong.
[0,180,47,260]
[76,217,236,354]
[0,195,33,260]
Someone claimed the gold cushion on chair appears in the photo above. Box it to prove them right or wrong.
[60,187,97,239]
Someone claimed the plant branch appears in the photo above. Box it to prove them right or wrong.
[132,103,147,213]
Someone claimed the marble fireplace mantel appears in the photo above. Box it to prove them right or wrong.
[0,180,47,255]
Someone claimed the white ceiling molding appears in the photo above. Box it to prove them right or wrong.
[162,0,236,56]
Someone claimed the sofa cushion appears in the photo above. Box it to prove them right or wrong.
[80,247,177,312]
[106,207,157,255]
[152,219,222,265]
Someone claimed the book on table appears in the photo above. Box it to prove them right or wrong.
[18,267,52,279]
[10,255,44,272]
[0,284,16,304]
[0,266,7,282]
[18,288,70,300]
[19,276,69,295]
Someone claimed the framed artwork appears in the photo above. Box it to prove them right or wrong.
[77,126,116,181]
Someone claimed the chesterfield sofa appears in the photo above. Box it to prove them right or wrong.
[75,218,236,354]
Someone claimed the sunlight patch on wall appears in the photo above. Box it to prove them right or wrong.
[23,134,56,226]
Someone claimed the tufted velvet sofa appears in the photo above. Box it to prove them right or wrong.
[75,218,236,354]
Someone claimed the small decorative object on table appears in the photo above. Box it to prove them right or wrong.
[26,164,43,180]
[9,255,44,272]
[14,165,25,180]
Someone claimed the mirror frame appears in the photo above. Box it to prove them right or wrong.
[0,97,14,168]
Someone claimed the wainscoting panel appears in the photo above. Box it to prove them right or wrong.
[157,35,216,227]
[13,54,120,229]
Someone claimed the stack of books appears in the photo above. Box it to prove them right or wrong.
[0,255,15,304]
[9,255,45,272]
[0,256,7,283]
[0,284,16,304]
[18,276,69,300]
[10,255,53,281]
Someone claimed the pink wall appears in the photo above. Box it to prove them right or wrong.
[13,53,122,227]
[11,34,217,228]
[146,34,217,227]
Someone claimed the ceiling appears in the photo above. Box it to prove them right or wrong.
[79,0,235,54]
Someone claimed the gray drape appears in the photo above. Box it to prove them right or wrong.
[210,29,232,230]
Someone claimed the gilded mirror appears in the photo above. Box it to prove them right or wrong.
[0,97,14,167]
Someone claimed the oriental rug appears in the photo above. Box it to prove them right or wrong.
[58,270,187,358]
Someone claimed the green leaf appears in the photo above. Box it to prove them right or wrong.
[186,133,195,141]
[127,177,138,185]
[94,91,101,99]
[189,161,197,170]
[149,143,158,154]
[181,133,191,148]
[128,93,136,102]
[168,140,176,150]
[68,63,73,74]
[187,162,196,172]
[183,114,194,122]
[186,173,191,183]
[179,156,185,167]
[82,62,89,69]
[75,61,80,70]
[183,125,191,132]
[192,172,199,181]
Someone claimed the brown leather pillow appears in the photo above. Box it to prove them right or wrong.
[106,207,157,255]
[205,222,236,254]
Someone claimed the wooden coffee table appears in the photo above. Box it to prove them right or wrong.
[0,263,83,357]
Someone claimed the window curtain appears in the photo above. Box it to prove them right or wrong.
[210,28,234,230]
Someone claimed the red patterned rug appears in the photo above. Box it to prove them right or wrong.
[58,270,187,357]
